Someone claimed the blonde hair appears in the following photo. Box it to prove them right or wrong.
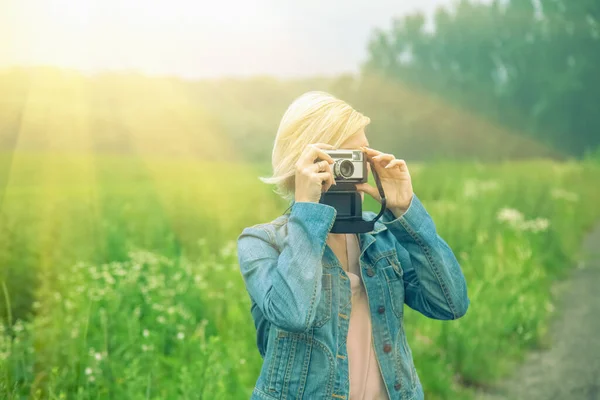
[259,91,371,203]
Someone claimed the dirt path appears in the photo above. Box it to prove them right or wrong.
[477,221,600,400]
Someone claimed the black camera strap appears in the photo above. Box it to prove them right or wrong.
[281,160,387,233]
[366,159,387,223]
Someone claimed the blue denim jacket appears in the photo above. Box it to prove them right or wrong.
[237,193,469,400]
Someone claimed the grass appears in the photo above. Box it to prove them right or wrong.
[1,152,600,399]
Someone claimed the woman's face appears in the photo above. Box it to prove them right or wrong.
[339,128,370,203]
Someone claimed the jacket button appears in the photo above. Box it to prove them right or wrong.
[383,343,392,353]
[378,306,385,314]
[366,268,375,277]
[394,382,401,391]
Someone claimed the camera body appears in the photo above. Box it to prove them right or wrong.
[317,148,380,233]
[320,149,368,185]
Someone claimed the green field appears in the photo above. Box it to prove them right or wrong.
[2,152,600,399]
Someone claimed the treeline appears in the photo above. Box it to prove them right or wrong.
[364,0,600,157]
[0,67,558,164]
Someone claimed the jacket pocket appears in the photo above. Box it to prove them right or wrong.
[381,257,405,319]
[312,273,332,328]
[394,328,418,396]
[266,328,296,395]
[399,328,417,388]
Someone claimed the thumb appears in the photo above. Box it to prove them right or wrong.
[355,183,381,202]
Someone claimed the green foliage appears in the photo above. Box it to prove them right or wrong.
[364,0,600,157]
[0,66,560,166]
[1,154,600,399]
[1,248,256,399]
[583,144,600,164]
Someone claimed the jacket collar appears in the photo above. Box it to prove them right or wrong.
[279,204,388,268]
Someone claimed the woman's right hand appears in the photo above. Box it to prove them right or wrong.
[294,143,337,203]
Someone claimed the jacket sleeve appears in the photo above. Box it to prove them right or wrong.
[237,201,337,333]
[381,193,470,320]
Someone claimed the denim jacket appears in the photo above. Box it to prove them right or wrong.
[236,193,470,400]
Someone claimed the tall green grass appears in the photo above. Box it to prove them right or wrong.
[1,153,600,399]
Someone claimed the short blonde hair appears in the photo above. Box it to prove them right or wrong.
[259,91,371,203]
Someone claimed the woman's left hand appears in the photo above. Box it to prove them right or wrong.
[355,146,414,217]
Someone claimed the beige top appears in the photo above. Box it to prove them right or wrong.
[343,234,390,400]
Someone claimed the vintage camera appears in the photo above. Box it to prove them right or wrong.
[321,149,368,185]
[317,148,386,234]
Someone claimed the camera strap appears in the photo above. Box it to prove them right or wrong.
[366,159,387,224]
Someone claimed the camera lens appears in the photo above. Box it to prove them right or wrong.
[335,160,354,179]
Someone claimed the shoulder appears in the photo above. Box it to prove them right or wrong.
[238,216,285,248]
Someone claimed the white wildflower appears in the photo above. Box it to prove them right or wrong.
[13,321,24,333]
[143,329,149,338]
[94,353,102,361]
[152,304,165,312]
[551,188,579,202]
[497,207,549,233]
[157,315,166,324]
[85,367,93,375]
[497,208,525,225]
[519,218,550,233]
[177,332,185,340]
[219,241,236,258]
[141,344,154,352]
[103,271,116,285]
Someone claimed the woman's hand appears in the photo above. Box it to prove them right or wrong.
[355,146,414,217]
[294,143,337,204]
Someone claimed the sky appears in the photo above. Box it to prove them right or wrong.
[0,0,465,79]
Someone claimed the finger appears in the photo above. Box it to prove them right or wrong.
[384,159,407,169]
[313,148,336,164]
[321,162,337,186]
[372,153,395,163]
[362,149,385,164]
[322,178,333,192]
[298,144,325,166]
[316,171,334,191]
[311,160,330,172]
[302,145,336,166]
[355,182,381,201]
[360,146,383,157]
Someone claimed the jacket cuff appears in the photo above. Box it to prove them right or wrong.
[381,193,429,240]
[290,201,338,236]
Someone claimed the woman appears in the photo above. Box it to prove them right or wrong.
[237,91,469,400]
